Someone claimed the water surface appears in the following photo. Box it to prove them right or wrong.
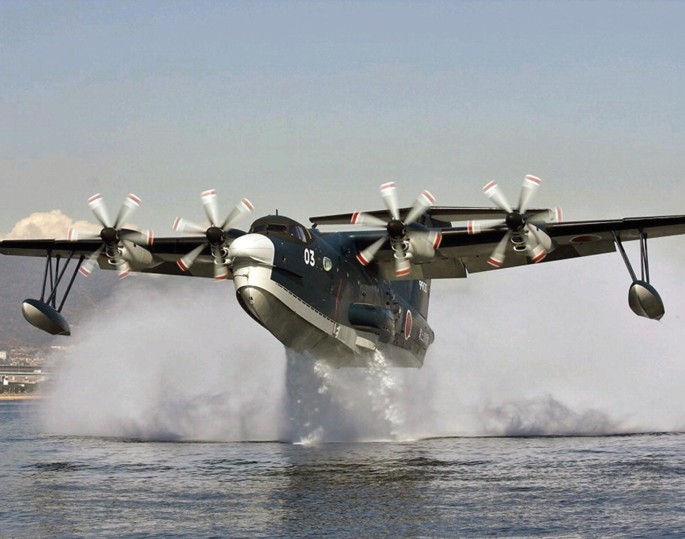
[1,401,683,537]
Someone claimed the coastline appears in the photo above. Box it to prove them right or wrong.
[0,394,44,401]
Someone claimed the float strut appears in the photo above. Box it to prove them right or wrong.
[612,231,638,281]
[21,251,86,335]
[41,251,85,312]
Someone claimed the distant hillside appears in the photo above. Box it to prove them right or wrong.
[0,256,115,347]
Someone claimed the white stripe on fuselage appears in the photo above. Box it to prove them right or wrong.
[230,233,372,354]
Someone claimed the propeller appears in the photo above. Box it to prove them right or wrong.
[466,175,563,268]
[173,189,254,280]
[68,193,153,279]
[351,182,441,277]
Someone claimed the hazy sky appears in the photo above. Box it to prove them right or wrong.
[2,0,685,235]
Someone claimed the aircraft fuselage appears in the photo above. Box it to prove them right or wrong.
[230,215,434,367]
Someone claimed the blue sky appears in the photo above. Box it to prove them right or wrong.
[2,0,684,233]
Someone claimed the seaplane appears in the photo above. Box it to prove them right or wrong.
[1,176,684,367]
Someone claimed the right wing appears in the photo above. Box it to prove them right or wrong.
[438,214,685,276]
[328,214,685,280]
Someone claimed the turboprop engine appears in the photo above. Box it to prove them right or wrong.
[350,182,442,277]
[404,224,442,262]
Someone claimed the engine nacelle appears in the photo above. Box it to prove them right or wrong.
[405,230,442,263]
[21,299,71,335]
[628,280,665,321]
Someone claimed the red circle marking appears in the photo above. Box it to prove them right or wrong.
[404,310,413,340]
[570,234,602,244]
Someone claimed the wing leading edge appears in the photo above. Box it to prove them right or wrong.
[0,237,229,279]
[328,214,685,280]
[442,214,685,275]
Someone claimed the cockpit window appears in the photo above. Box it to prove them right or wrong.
[250,223,287,234]
[290,225,308,243]
[249,219,311,243]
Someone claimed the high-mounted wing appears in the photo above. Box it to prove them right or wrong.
[0,190,254,280]
[311,206,513,226]
[320,215,685,280]
[0,236,235,279]
[311,177,685,279]
[312,178,685,320]
[437,215,685,275]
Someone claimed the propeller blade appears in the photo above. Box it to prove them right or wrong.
[214,262,229,281]
[527,244,547,264]
[78,246,104,277]
[404,190,436,225]
[350,212,387,227]
[222,198,254,231]
[526,223,552,251]
[114,193,141,229]
[108,241,133,279]
[434,231,443,250]
[407,229,443,251]
[201,189,221,227]
[173,217,207,235]
[177,242,207,272]
[120,229,154,247]
[427,230,443,250]
[356,236,387,266]
[68,228,99,241]
[116,258,131,279]
[465,218,507,235]
[87,194,112,228]
[482,181,513,213]
[525,233,547,263]
[518,175,541,214]
[380,182,400,221]
[527,206,563,227]
[487,231,511,268]
[394,254,411,277]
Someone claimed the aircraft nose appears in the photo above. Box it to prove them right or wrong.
[229,233,275,266]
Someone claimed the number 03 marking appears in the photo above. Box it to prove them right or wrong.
[304,248,315,266]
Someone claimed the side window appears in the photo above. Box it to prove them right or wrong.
[290,226,308,243]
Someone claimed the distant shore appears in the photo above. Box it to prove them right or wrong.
[0,394,44,401]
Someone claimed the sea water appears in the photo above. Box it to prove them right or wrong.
[1,400,683,538]
[3,279,684,537]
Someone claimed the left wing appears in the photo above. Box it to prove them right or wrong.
[0,236,229,279]
[0,189,254,279]
[0,188,255,335]
[0,234,232,335]
[0,190,255,280]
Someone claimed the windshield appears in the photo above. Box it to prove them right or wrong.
[250,218,311,243]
